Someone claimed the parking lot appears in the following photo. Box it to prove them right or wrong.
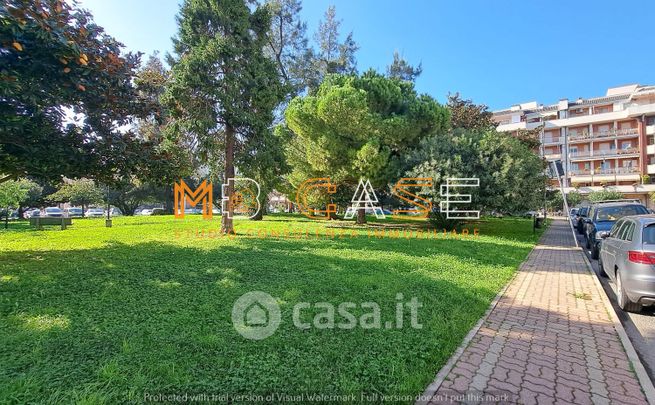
[574,226,655,381]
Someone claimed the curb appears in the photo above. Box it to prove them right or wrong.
[416,271,517,405]
[579,247,655,405]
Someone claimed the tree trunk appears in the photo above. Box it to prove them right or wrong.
[252,204,264,220]
[18,206,24,219]
[4,206,8,229]
[356,207,366,224]
[221,124,235,234]
[164,186,173,214]
[0,175,14,185]
[251,189,267,221]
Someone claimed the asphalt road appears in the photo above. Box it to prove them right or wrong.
[572,225,655,382]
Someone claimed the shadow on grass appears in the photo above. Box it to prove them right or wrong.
[0,234,524,403]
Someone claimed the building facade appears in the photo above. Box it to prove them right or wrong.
[493,84,655,207]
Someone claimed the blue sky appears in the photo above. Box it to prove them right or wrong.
[77,0,655,110]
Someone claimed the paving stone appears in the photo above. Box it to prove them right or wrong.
[425,220,649,405]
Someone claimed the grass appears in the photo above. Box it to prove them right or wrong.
[0,214,545,403]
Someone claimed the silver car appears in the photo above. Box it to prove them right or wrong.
[599,215,655,312]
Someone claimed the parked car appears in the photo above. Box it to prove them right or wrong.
[569,208,578,223]
[151,208,165,215]
[583,202,649,259]
[574,206,590,234]
[85,208,105,217]
[44,207,63,217]
[0,209,18,220]
[65,207,84,217]
[108,207,122,216]
[25,208,41,218]
[599,215,655,312]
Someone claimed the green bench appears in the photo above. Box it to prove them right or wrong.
[30,217,73,230]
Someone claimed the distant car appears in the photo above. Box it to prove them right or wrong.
[151,208,165,215]
[575,206,590,234]
[65,207,84,217]
[85,208,105,217]
[0,209,18,220]
[25,209,41,218]
[569,208,578,223]
[140,209,153,216]
[44,207,63,217]
[599,215,655,312]
[583,202,649,259]
[108,208,122,216]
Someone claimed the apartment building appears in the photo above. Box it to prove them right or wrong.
[493,84,655,207]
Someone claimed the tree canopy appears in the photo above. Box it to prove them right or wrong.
[165,0,284,232]
[386,51,422,82]
[0,0,151,184]
[285,70,450,222]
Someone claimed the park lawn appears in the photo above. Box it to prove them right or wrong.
[0,214,544,403]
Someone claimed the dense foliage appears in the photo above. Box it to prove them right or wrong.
[165,0,284,232]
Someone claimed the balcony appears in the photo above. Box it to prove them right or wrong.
[543,137,561,145]
[569,150,591,159]
[568,127,639,142]
[595,147,639,157]
[543,153,562,160]
[570,169,592,176]
[569,167,640,176]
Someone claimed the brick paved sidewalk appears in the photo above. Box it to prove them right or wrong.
[421,220,649,405]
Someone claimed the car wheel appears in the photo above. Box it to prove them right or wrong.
[616,269,642,313]
[590,243,599,260]
[598,256,607,277]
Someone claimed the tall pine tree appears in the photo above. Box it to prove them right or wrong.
[165,0,284,233]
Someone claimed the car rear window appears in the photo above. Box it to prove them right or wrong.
[643,225,655,244]
[595,205,648,221]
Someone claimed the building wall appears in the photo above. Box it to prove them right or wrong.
[493,85,655,204]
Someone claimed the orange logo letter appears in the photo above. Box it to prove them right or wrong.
[295,178,337,220]
[174,180,213,219]
[391,178,433,218]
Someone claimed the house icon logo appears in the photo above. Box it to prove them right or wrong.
[232,291,281,340]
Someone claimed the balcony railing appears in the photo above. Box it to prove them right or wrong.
[569,148,639,159]
[543,137,561,144]
[569,150,591,158]
[568,127,639,141]
[569,167,639,176]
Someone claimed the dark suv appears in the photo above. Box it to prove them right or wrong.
[575,206,590,234]
[583,202,649,259]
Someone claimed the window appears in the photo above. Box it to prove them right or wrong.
[624,222,636,241]
[596,205,649,222]
[643,224,655,244]
[610,220,624,238]
[617,221,632,240]
[648,136,655,145]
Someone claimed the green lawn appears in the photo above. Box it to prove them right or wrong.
[0,214,544,403]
